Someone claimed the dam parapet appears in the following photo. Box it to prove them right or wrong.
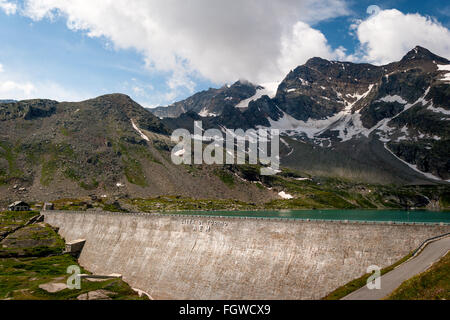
[43,210,450,300]
[41,210,448,226]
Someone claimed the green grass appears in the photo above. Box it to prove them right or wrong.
[214,169,235,188]
[60,127,72,137]
[129,196,255,212]
[40,160,58,186]
[0,211,39,236]
[103,202,128,213]
[322,252,413,300]
[80,179,99,191]
[123,157,147,187]
[0,211,146,300]
[0,141,22,180]
[0,223,65,258]
[51,199,94,211]
[0,211,38,225]
[386,252,450,300]
[440,193,450,209]
[63,168,81,182]
[0,255,147,300]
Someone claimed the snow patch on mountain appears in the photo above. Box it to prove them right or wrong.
[377,95,408,104]
[267,84,375,142]
[131,119,150,141]
[344,85,374,110]
[280,137,294,156]
[278,191,294,199]
[199,108,218,117]
[265,85,435,147]
[236,82,279,109]
[299,78,309,86]
[427,102,450,115]
[368,88,432,143]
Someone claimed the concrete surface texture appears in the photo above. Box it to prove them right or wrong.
[342,236,450,300]
[43,211,450,300]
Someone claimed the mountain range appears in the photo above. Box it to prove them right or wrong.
[0,46,449,207]
[154,46,450,184]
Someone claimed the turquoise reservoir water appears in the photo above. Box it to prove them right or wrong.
[172,210,450,224]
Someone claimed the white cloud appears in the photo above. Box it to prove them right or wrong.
[352,9,450,65]
[0,0,17,15]
[0,78,90,101]
[278,21,348,74]
[0,66,91,101]
[18,0,349,88]
[0,80,36,99]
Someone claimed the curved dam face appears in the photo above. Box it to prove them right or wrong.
[44,211,449,300]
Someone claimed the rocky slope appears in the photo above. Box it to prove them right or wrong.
[158,46,450,184]
[0,94,274,204]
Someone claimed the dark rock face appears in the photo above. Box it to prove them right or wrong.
[161,95,284,131]
[0,100,58,121]
[388,141,450,180]
[360,101,406,129]
[427,84,450,110]
[272,58,385,121]
[212,96,283,130]
[150,80,260,118]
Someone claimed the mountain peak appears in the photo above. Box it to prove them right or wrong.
[92,93,134,102]
[305,57,330,68]
[401,46,448,63]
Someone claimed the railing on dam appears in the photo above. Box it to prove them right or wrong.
[412,232,450,256]
[41,210,450,226]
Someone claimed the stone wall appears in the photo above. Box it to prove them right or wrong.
[44,211,450,300]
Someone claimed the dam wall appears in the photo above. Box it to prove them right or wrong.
[43,211,450,300]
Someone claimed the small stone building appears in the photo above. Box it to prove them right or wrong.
[8,201,31,212]
[43,203,54,211]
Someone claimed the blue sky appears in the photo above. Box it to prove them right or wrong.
[0,0,449,107]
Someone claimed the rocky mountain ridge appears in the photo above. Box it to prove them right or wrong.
[156,46,449,183]
[150,80,264,119]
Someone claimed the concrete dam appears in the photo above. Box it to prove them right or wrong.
[43,211,449,300]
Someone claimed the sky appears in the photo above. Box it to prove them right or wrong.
[0,0,449,107]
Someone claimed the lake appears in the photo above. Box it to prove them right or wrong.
[171,209,450,224]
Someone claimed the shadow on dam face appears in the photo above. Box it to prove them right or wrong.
[44,211,449,300]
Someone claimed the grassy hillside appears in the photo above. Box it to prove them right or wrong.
[30,165,450,212]
[386,252,450,300]
[0,95,273,205]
